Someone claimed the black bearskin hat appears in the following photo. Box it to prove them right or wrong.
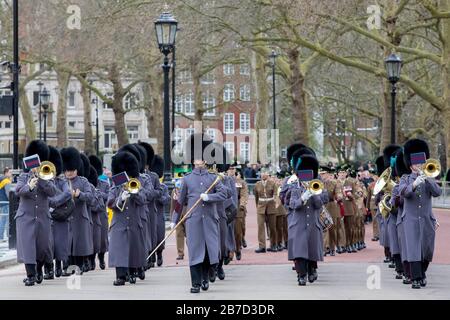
[88,155,103,176]
[291,148,316,171]
[118,144,141,170]
[60,147,82,172]
[393,149,411,178]
[295,155,319,179]
[287,143,311,162]
[25,140,49,162]
[134,144,147,173]
[383,144,401,168]
[150,155,164,179]
[88,165,98,187]
[111,151,140,178]
[138,141,155,167]
[80,153,91,178]
[48,146,63,176]
[403,139,430,169]
[375,156,385,176]
[184,133,213,164]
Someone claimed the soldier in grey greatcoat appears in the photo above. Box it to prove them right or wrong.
[224,171,238,263]
[171,134,228,294]
[374,155,391,263]
[390,149,412,284]
[48,146,72,278]
[108,151,150,286]
[60,147,95,273]
[398,139,441,289]
[286,154,329,286]
[150,155,171,267]
[15,140,57,286]
[89,155,110,270]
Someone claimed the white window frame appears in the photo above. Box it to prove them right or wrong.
[239,113,250,134]
[239,84,251,101]
[224,113,235,134]
[175,94,183,113]
[240,64,250,75]
[224,141,235,160]
[223,64,235,76]
[240,142,250,163]
[68,91,76,108]
[206,128,216,142]
[223,84,235,102]
[174,128,184,153]
[203,91,216,116]
[184,92,195,115]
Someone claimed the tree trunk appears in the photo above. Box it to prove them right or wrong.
[18,86,36,143]
[80,75,95,154]
[56,70,70,147]
[440,0,450,167]
[191,56,204,124]
[109,64,129,147]
[287,48,309,144]
[380,77,392,152]
[146,75,164,155]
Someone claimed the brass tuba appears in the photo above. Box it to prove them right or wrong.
[378,194,392,218]
[373,167,396,195]
[38,161,56,180]
[125,178,141,194]
[422,159,441,178]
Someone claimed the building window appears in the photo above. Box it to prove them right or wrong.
[201,72,215,84]
[174,128,183,153]
[103,92,113,109]
[223,64,235,76]
[240,113,250,134]
[124,92,139,110]
[127,125,139,141]
[33,91,40,106]
[240,142,250,162]
[239,85,251,101]
[224,113,235,134]
[203,91,216,116]
[4,121,11,129]
[68,121,76,129]
[0,121,2,128]
[206,128,216,142]
[104,126,117,149]
[240,64,250,75]
[184,92,195,115]
[67,91,76,108]
[177,70,193,83]
[224,141,235,160]
[223,84,235,102]
[175,94,183,113]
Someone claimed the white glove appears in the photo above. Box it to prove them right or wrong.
[413,176,425,188]
[287,174,298,185]
[121,190,130,201]
[301,190,312,203]
[169,222,176,230]
[28,177,38,190]
[200,193,209,202]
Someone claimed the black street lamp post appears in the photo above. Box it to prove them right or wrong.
[40,87,50,142]
[385,53,402,144]
[155,11,178,184]
[37,81,43,140]
[269,50,278,130]
[92,97,100,156]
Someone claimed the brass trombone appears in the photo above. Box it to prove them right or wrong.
[116,178,141,212]
[299,179,324,195]
[38,161,57,180]
[420,159,441,178]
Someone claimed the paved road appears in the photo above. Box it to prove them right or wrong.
[1,196,449,299]
[0,262,449,300]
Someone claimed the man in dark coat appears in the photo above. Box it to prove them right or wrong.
[286,154,328,285]
[48,146,72,278]
[150,155,170,267]
[60,147,95,273]
[89,155,110,270]
[15,140,57,286]
[172,134,228,293]
[107,151,150,286]
[399,139,441,289]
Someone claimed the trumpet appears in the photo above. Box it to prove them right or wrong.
[420,159,441,178]
[300,179,324,195]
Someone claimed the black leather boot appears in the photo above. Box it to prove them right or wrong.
[411,280,421,289]
[157,252,163,267]
[217,266,225,280]
[98,252,106,270]
[55,260,62,278]
[44,262,54,280]
[36,261,44,284]
[298,275,306,286]
[209,267,216,283]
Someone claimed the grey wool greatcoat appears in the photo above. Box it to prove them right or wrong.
[387,184,401,255]
[146,171,162,252]
[139,173,157,253]
[107,185,149,268]
[156,183,170,251]
[216,177,231,259]
[286,183,329,262]
[49,176,72,261]
[398,172,441,262]
[68,176,95,257]
[15,172,57,264]
[374,192,386,247]
[391,177,407,261]
[172,168,228,266]
[223,176,238,253]
[89,184,105,254]
[97,179,110,253]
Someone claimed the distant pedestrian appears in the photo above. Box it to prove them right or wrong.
[0,167,12,242]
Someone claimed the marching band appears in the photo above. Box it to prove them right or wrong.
[13,136,442,291]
